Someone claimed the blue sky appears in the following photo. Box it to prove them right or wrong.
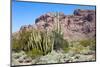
[12,0,96,32]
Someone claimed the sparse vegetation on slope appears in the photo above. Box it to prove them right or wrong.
[12,10,96,65]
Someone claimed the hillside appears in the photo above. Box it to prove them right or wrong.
[12,9,96,66]
[13,9,96,41]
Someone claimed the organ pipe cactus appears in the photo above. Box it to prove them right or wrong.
[27,28,54,55]
[12,12,69,55]
[52,12,66,51]
[27,12,67,53]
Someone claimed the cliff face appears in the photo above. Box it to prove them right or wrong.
[34,9,96,40]
[14,9,96,41]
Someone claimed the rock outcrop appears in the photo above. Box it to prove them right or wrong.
[13,9,96,41]
[34,9,96,41]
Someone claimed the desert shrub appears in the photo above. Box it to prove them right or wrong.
[68,39,96,54]
[89,39,96,51]
[90,44,96,51]
[12,38,21,52]
[79,39,96,48]
[26,48,43,59]
[79,39,92,47]
[63,47,70,53]
[19,30,32,51]
[70,44,85,54]
[12,30,32,52]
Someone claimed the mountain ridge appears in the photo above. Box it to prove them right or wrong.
[13,9,96,41]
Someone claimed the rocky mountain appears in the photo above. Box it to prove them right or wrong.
[12,9,96,65]
[13,9,96,41]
